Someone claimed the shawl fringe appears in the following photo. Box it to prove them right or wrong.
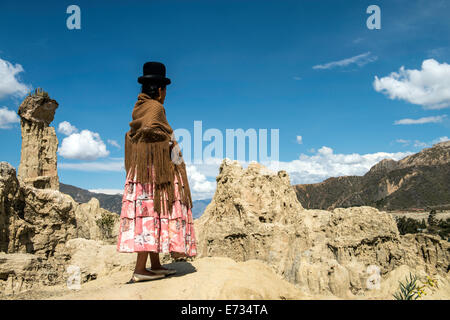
[125,132,192,216]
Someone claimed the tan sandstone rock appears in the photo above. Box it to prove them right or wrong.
[1,162,77,256]
[74,198,120,244]
[0,161,122,296]
[0,162,22,253]
[0,252,67,296]
[195,159,450,299]
[44,256,306,300]
[17,89,59,190]
[62,238,135,283]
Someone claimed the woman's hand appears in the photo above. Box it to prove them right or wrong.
[170,141,184,165]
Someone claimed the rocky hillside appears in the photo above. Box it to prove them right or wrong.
[60,183,123,214]
[294,141,450,211]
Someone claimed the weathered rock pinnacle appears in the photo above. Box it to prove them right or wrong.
[17,88,59,190]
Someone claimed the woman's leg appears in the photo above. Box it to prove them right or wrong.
[134,252,159,275]
[149,252,162,269]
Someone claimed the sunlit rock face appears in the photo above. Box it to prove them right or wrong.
[0,161,121,296]
[17,89,59,190]
[195,159,450,298]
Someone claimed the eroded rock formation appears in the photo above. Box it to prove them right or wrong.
[0,87,127,296]
[195,159,450,298]
[0,162,121,295]
[75,198,120,244]
[17,89,59,190]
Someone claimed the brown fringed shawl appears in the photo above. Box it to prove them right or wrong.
[124,93,192,216]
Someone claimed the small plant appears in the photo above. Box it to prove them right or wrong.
[393,273,439,300]
[393,273,420,300]
[96,212,116,239]
[28,88,49,99]
[428,209,438,227]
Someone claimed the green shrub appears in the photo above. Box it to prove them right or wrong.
[428,209,438,226]
[393,273,420,300]
[393,274,439,300]
[395,216,424,235]
[437,218,450,241]
[96,213,116,239]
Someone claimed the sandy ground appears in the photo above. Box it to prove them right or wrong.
[7,257,308,300]
[4,256,449,300]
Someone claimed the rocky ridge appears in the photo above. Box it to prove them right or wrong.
[294,141,450,211]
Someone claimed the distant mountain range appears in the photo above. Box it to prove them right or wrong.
[294,141,450,211]
[59,183,123,213]
[59,183,211,219]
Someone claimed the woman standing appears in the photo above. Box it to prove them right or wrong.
[117,62,197,282]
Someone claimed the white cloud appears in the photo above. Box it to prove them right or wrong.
[296,135,303,144]
[374,59,450,109]
[88,189,123,195]
[313,52,378,70]
[413,140,428,148]
[0,58,30,99]
[59,142,431,200]
[0,106,20,129]
[61,144,437,200]
[181,146,413,196]
[395,136,449,148]
[59,158,123,171]
[58,129,110,160]
[293,76,302,81]
[264,146,411,185]
[433,136,449,144]
[395,139,427,147]
[394,115,447,125]
[107,139,120,149]
[186,165,216,200]
[396,139,410,145]
[58,121,78,135]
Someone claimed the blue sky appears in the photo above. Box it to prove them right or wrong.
[0,0,449,200]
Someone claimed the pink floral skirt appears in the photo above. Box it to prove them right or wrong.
[116,168,197,256]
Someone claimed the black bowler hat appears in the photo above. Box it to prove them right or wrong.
[138,62,171,85]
